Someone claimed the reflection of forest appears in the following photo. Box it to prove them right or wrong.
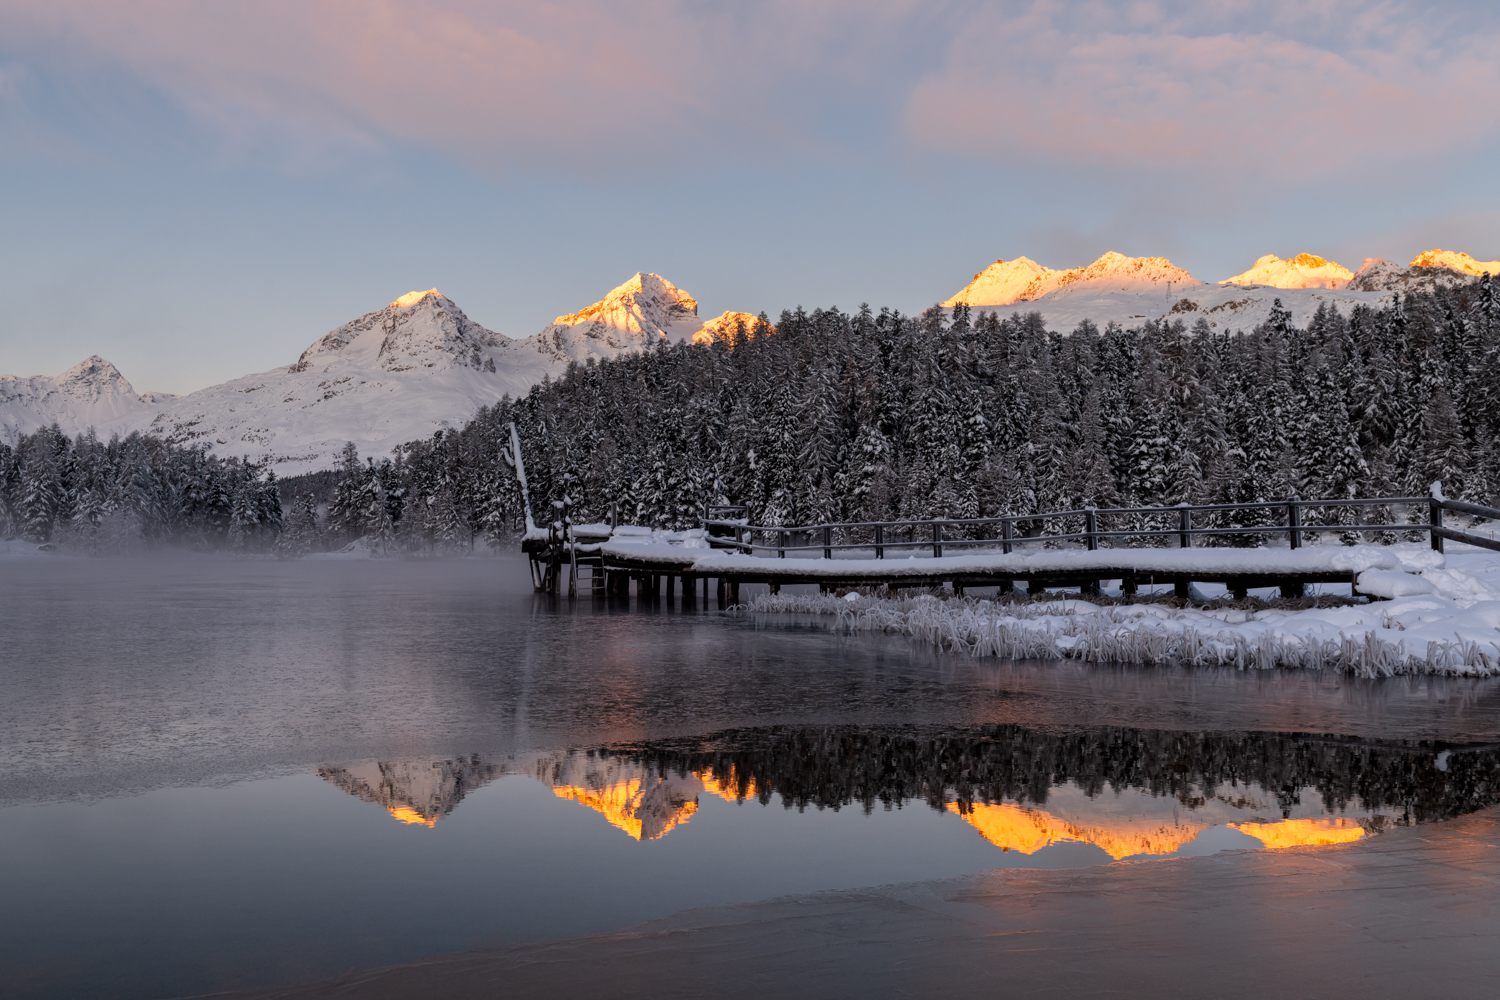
[318,727,1499,854]
[617,726,1500,826]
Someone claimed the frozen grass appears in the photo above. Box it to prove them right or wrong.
[744,589,1500,678]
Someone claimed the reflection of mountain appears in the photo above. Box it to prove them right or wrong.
[317,755,505,827]
[949,786,1370,859]
[534,754,703,841]
[320,727,1499,854]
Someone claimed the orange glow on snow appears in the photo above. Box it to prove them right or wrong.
[551,778,700,841]
[1229,818,1366,849]
[389,288,443,308]
[948,801,1207,859]
[387,805,438,827]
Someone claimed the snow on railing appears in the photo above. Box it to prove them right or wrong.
[700,488,1500,560]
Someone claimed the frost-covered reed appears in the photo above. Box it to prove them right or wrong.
[744,592,1500,678]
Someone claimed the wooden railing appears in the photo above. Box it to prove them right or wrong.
[701,492,1500,559]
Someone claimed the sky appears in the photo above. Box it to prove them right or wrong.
[2,0,1499,395]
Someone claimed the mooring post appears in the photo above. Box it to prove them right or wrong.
[1288,496,1302,550]
[933,521,943,558]
[874,524,884,559]
[1430,481,1445,553]
[609,501,618,531]
[823,525,832,560]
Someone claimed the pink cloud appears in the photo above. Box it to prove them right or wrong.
[2,0,1497,185]
[901,1,1500,179]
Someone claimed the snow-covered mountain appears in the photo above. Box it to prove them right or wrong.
[1221,253,1352,289]
[3,274,731,474]
[944,252,1200,308]
[0,355,163,441]
[690,310,770,346]
[1346,255,1485,292]
[944,248,1491,332]
[318,756,506,827]
[527,272,706,367]
[1408,249,1500,277]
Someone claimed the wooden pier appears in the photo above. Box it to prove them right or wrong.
[524,490,1500,606]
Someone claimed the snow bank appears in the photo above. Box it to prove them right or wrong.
[746,589,1500,677]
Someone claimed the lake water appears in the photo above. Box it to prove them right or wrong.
[3,556,1499,999]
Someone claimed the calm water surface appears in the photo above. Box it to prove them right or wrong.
[3,556,1499,1000]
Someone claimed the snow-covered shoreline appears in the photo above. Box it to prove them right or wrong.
[743,544,1500,677]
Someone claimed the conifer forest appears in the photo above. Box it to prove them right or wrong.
[2,278,1497,554]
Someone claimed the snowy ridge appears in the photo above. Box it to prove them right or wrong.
[944,252,1199,308]
[1347,257,1479,293]
[4,273,748,474]
[946,247,1493,332]
[1408,250,1500,277]
[1221,254,1352,290]
[0,355,160,440]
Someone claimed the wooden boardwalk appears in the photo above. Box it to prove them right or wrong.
[524,491,1500,606]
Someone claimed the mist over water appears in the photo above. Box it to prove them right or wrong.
[3,555,1498,999]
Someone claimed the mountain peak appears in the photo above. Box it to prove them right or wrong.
[1408,250,1500,276]
[55,355,139,402]
[389,288,444,309]
[944,252,1200,308]
[1221,253,1352,290]
[291,291,498,375]
[550,272,698,329]
[532,272,703,366]
[943,257,1056,308]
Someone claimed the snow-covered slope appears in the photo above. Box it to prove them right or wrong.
[3,274,733,474]
[0,355,161,440]
[1221,253,1352,289]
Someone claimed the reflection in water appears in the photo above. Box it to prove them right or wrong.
[317,756,504,828]
[319,726,1500,859]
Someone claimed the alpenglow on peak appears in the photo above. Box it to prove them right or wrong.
[389,288,444,308]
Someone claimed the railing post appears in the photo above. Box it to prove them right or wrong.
[779,530,787,559]
[875,523,884,559]
[1084,507,1098,551]
[1002,517,1013,554]
[823,525,832,560]
[1431,496,1445,553]
[1288,496,1302,550]
[933,521,943,558]
[1179,505,1192,549]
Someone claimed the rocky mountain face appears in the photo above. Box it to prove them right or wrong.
[318,756,506,827]
[528,273,705,367]
[1346,256,1482,292]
